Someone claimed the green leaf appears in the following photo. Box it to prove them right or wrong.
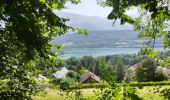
[77,29,88,35]
[39,0,46,3]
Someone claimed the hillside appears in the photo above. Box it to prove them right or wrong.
[51,30,162,48]
[54,11,132,31]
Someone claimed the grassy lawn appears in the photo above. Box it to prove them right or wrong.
[137,86,165,100]
[34,87,167,100]
[34,88,97,100]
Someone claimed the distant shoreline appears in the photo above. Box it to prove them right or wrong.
[60,47,163,59]
[62,47,162,49]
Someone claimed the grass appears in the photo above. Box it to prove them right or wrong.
[137,86,165,100]
[34,88,97,100]
[34,86,167,100]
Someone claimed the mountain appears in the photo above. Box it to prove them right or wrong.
[51,12,162,49]
[51,30,162,48]
[54,11,133,31]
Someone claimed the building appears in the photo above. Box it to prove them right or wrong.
[80,70,100,84]
[125,63,139,81]
[162,67,170,76]
[53,67,69,79]
[125,68,135,81]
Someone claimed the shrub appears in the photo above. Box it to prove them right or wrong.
[60,78,76,90]
[136,59,157,82]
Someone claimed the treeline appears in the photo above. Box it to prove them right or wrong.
[56,54,144,82]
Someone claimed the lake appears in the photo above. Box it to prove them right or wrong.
[60,48,163,59]
[60,48,142,59]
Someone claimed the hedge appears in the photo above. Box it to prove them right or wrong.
[129,81,170,87]
[70,81,170,89]
[70,83,109,89]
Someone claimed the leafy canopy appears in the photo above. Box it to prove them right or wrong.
[99,0,170,47]
[0,0,82,99]
[99,0,170,24]
[99,0,170,59]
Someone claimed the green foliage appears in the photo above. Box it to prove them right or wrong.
[134,12,169,49]
[138,48,160,59]
[95,82,142,100]
[100,0,170,74]
[93,56,115,83]
[0,0,82,99]
[72,81,170,89]
[35,56,58,76]
[135,58,168,82]
[115,57,125,82]
[71,83,109,89]
[159,57,170,67]
[106,54,144,66]
[136,58,157,82]
[80,56,95,70]
[95,83,121,100]
[129,81,170,87]
[123,85,142,100]
[66,57,82,71]
[53,74,79,89]
[99,0,170,24]
[94,60,100,76]
[160,87,170,100]
[65,54,143,83]
[58,78,85,100]
[59,78,74,90]
[100,64,116,84]
[67,70,80,81]
[77,29,88,35]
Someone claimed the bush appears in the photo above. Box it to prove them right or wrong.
[136,59,157,82]
[67,70,80,81]
[60,78,76,90]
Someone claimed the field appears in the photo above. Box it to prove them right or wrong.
[34,88,97,100]
[34,86,167,100]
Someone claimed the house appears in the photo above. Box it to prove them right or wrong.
[125,63,140,82]
[79,70,100,84]
[53,67,69,79]
[125,68,136,81]
[162,67,170,76]
[156,66,170,76]
[130,63,140,69]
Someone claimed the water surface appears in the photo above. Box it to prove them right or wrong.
[60,48,142,59]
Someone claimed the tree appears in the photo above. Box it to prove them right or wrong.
[0,0,81,99]
[88,64,94,73]
[67,70,80,82]
[115,57,125,82]
[99,0,169,24]
[66,57,82,71]
[94,60,100,76]
[99,63,115,84]
[100,0,170,54]
[80,56,95,68]
[136,59,157,82]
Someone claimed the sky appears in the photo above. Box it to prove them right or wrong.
[62,0,111,17]
[62,0,138,17]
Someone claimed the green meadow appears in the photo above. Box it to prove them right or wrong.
[34,86,167,100]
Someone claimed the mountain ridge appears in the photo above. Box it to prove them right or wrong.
[51,30,162,49]
[54,11,133,31]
